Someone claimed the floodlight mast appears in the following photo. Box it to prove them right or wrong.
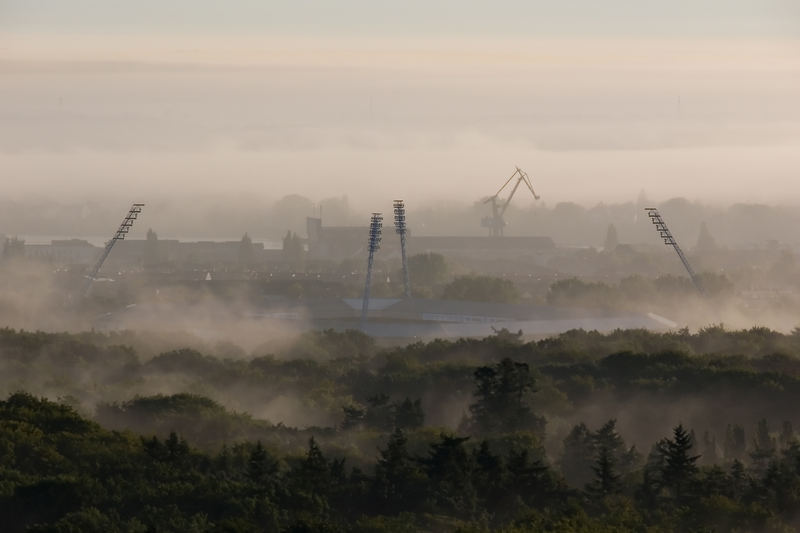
[645,207,704,294]
[393,200,411,298]
[82,203,145,298]
[360,213,383,328]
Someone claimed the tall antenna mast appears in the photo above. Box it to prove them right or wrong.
[645,207,704,294]
[360,213,383,328]
[393,200,411,298]
[83,203,145,298]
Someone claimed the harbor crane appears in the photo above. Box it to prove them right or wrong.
[482,167,540,237]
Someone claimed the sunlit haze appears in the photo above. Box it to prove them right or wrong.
[2,1,799,210]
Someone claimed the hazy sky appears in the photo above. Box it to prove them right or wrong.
[2,1,799,210]
[2,1,799,38]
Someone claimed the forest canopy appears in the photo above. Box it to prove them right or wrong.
[3,326,800,531]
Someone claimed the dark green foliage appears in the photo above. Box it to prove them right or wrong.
[560,423,595,487]
[661,424,700,502]
[373,429,424,514]
[342,395,425,431]
[6,326,800,530]
[96,393,258,449]
[406,252,448,287]
[725,424,747,462]
[421,433,477,517]
[248,440,279,490]
[594,420,640,475]
[3,391,800,531]
[467,358,544,434]
[547,277,615,308]
[779,420,795,449]
[547,272,734,309]
[561,419,638,489]
[441,275,520,303]
[586,446,621,499]
[393,398,424,429]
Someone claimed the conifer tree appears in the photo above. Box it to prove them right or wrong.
[587,445,621,499]
[468,358,542,434]
[603,224,619,252]
[561,422,595,487]
[725,424,747,461]
[374,428,421,513]
[239,232,255,267]
[662,424,700,501]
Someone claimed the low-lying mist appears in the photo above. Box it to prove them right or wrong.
[2,323,800,470]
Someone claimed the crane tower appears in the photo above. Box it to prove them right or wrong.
[82,203,145,298]
[645,207,704,294]
[482,167,540,237]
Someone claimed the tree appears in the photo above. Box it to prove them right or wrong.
[754,418,776,453]
[289,437,334,520]
[407,252,448,287]
[341,404,366,430]
[238,233,255,268]
[442,275,519,303]
[638,438,668,508]
[603,224,619,252]
[593,419,639,475]
[373,428,422,513]
[724,424,747,462]
[661,424,700,502]
[779,421,795,450]
[283,231,306,270]
[393,398,424,430]
[143,228,160,268]
[472,440,504,513]
[506,446,551,504]
[341,395,424,432]
[695,221,717,252]
[750,418,776,474]
[421,433,476,516]
[467,358,543,434]
[2,236,25,260]
[248,441,278,491]
[729,459,748,500]
[561,419,637,489]
[701,431,719,465]
[546,277,614,307]
[587,446,621,499]
[561,423,595,487]
[293,437,331,496]
[364,394,393,431]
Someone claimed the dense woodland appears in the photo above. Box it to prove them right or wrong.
[4,326,800,530]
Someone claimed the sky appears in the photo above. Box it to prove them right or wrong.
[1,1,799,211]
[2,1,799,38]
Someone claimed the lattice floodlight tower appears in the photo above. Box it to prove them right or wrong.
[393,200,411,298]
[82,203,145,298]
[644,207,704,294]
[360,213,383,328]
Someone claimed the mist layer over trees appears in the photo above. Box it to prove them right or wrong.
[4,326,800,530]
